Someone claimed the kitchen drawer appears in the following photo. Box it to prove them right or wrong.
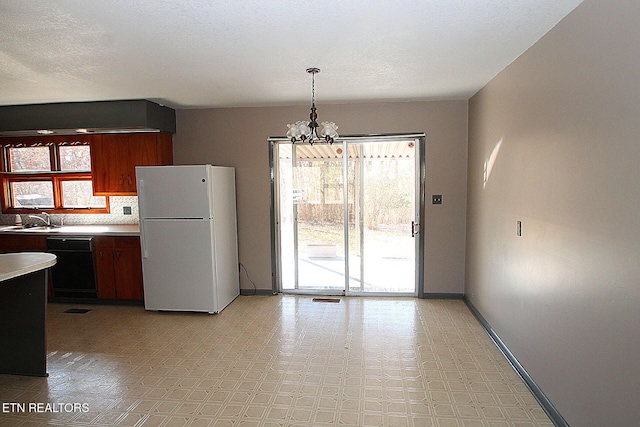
[94,236,141,249]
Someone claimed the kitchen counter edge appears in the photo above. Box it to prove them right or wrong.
[0,252,57,282]
[0,225,140,237]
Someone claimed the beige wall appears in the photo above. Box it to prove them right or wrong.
[174,100,468,295]
[466,1,640,425]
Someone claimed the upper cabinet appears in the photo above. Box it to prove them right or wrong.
[91,133,173,195]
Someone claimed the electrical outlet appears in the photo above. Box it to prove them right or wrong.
[432,194,442,204]
[123,206,132,215]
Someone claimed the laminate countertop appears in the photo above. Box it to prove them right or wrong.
[0,224,140,237]
[0,252,57,282]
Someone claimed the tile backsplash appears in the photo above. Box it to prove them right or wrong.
[0,196,139,226]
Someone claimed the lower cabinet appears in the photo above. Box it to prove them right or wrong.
[94,236,144,302]
[0,235,46,253]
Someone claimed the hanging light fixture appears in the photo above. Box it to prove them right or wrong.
[286,68,339,145]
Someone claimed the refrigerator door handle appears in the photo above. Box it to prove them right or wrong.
[137,179,146,218]
[140,222,149,259]
[138,179,149,258]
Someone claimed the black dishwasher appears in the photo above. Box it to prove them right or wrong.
[46,237,97,299]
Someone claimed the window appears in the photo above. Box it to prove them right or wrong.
[1,136,108,213]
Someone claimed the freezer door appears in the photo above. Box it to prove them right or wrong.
[136,165,214,219]
[140,219,219,313]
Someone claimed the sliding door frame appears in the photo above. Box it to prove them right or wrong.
[269,133,426,297]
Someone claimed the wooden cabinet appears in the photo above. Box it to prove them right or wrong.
[90,133,173,195]
[0,234,50,295]
[94,236,144,301]
[0,235,47,253]
[0,233,144,302]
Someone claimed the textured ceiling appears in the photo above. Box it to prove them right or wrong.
[0,0,583,109]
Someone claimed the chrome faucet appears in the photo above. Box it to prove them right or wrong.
[28,212,51,227]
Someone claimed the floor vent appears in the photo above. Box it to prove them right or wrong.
[312,298,341,303]
[64,308,92,314]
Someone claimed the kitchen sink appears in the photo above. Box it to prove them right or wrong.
[1,225,24,231]
[1,225,60,232]
[20,227,56,232]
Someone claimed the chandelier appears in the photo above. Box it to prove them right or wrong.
[286,68,339,145]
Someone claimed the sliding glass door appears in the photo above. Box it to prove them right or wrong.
[345,141,418,293]
[277,142,346,293]
[272,134,423,296]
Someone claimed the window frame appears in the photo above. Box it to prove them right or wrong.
[1,136,109,214]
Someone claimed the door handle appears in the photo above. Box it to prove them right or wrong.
[411,221,420,237]
[140,222,148,259]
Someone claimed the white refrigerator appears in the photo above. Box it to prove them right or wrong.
[136,165,239,314]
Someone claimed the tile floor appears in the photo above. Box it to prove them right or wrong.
[0,296,553,427]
